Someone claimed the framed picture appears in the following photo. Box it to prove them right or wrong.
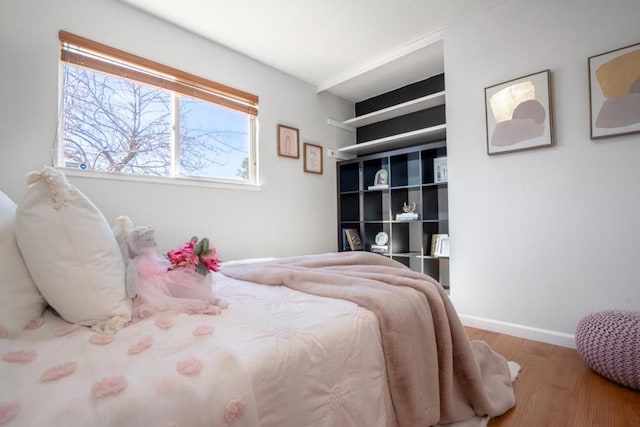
[484,70,554,155]
[374,169,388,186]
[433,157,448,183]
[431,234,450,257]
[434,236,450,257]
[277,124,299,158]
[589,42,640,139]
[303,142,323,174]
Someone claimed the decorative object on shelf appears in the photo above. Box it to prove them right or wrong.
[303,142,323,174]
[485,69,554,155]
[396,202,418,221]
[433,157,448,183]
[588,42,640,139]
[430,233,449,257]
[277,124,300,158]
[344,228,363,251]
[402,202,416,213]
[167,236,221,276]
[374,231,389,246]
[368,168,389,190]
[371,232,389,254]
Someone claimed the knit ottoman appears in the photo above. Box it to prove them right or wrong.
[575,310,640,390]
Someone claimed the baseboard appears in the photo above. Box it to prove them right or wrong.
[458,314,576,349]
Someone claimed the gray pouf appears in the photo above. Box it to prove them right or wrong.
[575,310,640,390]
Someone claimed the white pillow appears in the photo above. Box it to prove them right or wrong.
[15,167,131,333]
[0,191,47,336]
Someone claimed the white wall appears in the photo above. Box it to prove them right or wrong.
[0,0,351,260]
[445,0,640,346]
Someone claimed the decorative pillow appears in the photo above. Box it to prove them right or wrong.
[0,191,47,336]
[14,167,131,333]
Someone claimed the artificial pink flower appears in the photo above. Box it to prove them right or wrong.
[0,401,19,425]
[91,376,128,399]
[2,350,36,364]
[176,357,203,375]
[155,318,173,329]
[41,362,77,382]
[192,324,214,336]
[128,335,154,355]
[89,334,114,345]
[166,237,221,275]
[23,318,44,330]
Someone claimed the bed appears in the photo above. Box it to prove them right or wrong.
[0,169,517,426]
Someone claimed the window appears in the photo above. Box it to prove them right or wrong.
[58,31,259,185]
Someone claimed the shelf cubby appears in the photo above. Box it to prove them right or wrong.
[339,193,360,222]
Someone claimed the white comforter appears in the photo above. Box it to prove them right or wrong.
[0,271,394,426]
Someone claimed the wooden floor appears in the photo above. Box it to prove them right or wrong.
[465,327,640,427]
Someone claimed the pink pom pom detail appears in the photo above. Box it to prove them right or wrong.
[23,318,45,330]
[192,324,213,336]
[224,398,246,424]
[41,362,77,382]
[0,401,19,425]
[128,335,154,355]
[89,334,115,345]
[155,318,173,329]
[2,350,36,364]
[0,326,8,339]
[91,376,128,399]
[176,357,203,375]
[55,324,81,337]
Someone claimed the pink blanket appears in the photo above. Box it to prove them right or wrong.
[222,251,515,426]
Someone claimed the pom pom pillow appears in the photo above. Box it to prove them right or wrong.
[0,191,46,336]
[14,167,131,333]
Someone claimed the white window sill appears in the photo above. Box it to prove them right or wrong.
[60,168,263,192]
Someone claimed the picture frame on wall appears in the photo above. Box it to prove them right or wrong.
[303,142,323,174]
[484,70,554,155]
[277,124,300,158]
[588,41,640,139]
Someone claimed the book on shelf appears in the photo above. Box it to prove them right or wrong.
[341,228,349,251]
[344,228,363,251]
[396,212,419,221]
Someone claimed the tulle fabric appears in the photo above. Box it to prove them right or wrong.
[131,253,226,322]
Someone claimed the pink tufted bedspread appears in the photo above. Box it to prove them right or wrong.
[1,258,400,426]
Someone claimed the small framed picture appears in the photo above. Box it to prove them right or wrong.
[588,41,640,139]
[303,142,323,174]
[374,169,388,186]
[277,124,299,158]
[433,157,448,183]
[430,233,449,257]
[434,236,450,257]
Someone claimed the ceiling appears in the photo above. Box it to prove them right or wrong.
[119,0,502,102]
